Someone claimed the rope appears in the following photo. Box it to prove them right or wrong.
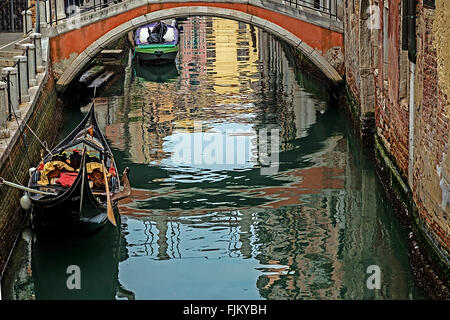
[0,177,57,196]
[23,121,53,156]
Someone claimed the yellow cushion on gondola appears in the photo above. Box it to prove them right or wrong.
[86,162,103,174]
[86,162,111,178]
[37,161,75,186]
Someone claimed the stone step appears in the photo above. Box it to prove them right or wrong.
[14,39,32,51]
[0,57,16,68]
[0,50,24,58]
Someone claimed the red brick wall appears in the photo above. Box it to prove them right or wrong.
[344,0,449,261]
[375,0,410,178]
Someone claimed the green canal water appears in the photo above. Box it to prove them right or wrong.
[4,17,424,300]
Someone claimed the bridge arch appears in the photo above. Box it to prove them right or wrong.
[52,2,344,90]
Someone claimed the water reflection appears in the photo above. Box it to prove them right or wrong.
[110,17,420,299]
[31,219,135,300]
[133,61,179,83]
[12,16,423,300]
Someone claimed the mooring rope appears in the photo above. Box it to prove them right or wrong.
[0,177,57,196]
[23,121,52,156]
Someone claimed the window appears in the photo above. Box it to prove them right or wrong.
[423,0,435,9]
[314,0,320,9]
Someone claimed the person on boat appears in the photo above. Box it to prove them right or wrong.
[147,22,168,44]
[69,150,82,170]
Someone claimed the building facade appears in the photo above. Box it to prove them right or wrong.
[343,0,449,298]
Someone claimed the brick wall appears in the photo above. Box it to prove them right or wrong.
[343,0,449,290]
[374,0,410,178]
[0,71,63,276]
[413,0,450,258]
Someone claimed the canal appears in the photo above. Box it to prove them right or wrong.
[3,16,424,300]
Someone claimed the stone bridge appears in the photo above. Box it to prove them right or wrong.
[38,0,344,91]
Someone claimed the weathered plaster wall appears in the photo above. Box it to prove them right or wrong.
[343,0,449,296]
[342,0,377,144]
[344,0,361,107]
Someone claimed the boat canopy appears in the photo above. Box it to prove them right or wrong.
[138,25,176,44]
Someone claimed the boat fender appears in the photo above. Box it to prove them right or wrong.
[22,228,33,242]
[20,193,32,210]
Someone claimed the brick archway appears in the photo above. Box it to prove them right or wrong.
[50,2,344,90]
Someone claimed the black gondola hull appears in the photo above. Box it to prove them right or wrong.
[31,197,111,237]
[27,106,121,236]
[31,164,114,236]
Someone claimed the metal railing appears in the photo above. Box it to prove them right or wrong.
[34,0,337,28]
[40,0,122,27]
[284,0,339,19]
[3,71,13,120]
[23,3,35,35]
[1,41,39,121]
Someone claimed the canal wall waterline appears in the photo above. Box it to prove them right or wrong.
[0,43,63,280]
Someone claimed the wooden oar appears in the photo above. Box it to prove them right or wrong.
[102,159,117,227]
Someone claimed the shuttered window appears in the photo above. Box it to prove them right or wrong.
[423,0,435,9]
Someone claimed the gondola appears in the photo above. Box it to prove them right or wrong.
[26,105,130,236]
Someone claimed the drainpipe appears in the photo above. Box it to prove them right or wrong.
[407,0,416,186]
[409,62,415,186]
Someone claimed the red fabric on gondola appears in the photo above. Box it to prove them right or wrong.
[56,172,78,188]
